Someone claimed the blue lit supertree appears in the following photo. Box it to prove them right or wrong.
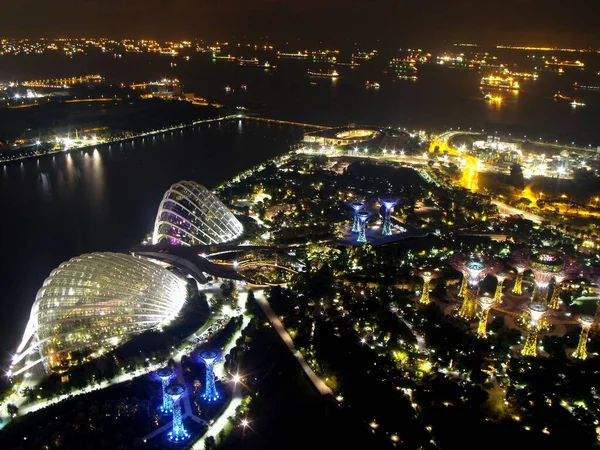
[165,382,190,443]
[156,367,174,414]
[379,198,397,236]
[199,350,221,403]
[357,211,370,244]
[349,201,363,233]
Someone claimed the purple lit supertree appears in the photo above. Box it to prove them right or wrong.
[583,267,600,322]
[199,350,221,403]
[379,198,397,236]
[156,367,174,414]
[356,211,370,244]
[509,249,531,295]
[165,382,190,442]
[348,201,364,233]
[547,254,580,309]
[526,249,579,306]
[450,253,502,320]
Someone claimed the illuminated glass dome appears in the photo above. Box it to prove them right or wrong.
[11,253,187,375]
[153,181,243,246]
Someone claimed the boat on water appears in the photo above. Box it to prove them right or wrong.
[241,84,247,90]
[484,93,503,103]
[225,85,232,92]
[365,81,380,88]
[553,91,571,101]
[480,75,520,90]
[308,69,339,78]
[574,82,600,92]
[570,100,586,108]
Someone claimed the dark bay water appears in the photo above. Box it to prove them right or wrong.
[0,120,302,362]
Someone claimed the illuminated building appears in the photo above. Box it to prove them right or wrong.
[166,383,190,442]
[357,211,370,244]
[583,268,600,322]
[477,296,495,338]
[548,256,579,309]
[200,350,221,403]
[349,201,364,233]
[573,316,594,360]
[11,253,187,376]
[522,303,548,357]
[494,272,508,303]
[153,180,243,246]
[157,367,174,414]
[379,198,397,236]
[548,274,568,310]
[509,251,530,295]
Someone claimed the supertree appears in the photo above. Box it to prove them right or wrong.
[509,249,531,295]
[379,198,397,236]
[527,249,565,304]
[166,382,190,442]
[450,253,502,320]
[477,296,496,338]
[199,350,221,403]
[493,271,509,303]
[356,211,370,244]
[583,267,600,322]
[156,367,174,414]
[573,315,595,360]
[415,268,441,305]
[349,201,364,233]
[547,254,580,309]
[522,302,548,357]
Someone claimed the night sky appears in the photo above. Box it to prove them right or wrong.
[2,0,599,46]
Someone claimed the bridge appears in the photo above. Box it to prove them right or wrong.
[242,115,331,129]
[132,244,243,283]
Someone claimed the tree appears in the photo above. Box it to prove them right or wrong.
[7,403,18,418]
[509,163,525,190]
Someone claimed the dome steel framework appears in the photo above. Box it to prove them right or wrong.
[11,253,187,375]
[153,180,243,247]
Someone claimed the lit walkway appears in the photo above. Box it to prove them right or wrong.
[253,291,333,396]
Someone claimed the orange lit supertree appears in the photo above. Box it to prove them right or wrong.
[450,253,502,320]
[573,315,595,360]
[493,271,509,303]
[509,249,531,296]
[415,268,441,305]
[547,254,580,310]
[521,302,549,357]
[477,296,496,338]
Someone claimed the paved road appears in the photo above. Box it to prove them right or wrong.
[253,291,333,396]
[492,199,543,224]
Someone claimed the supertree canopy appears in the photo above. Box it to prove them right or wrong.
[520,249,581,307]
[349,201,364,233]
[547,254,580,309]
[356,211,370,244]
[509,249,531,295]
[493,271,509,303]
[573,315,595,360]
[166,382,190,442]
[415,268,441,305]
[583,267,600,322]
[379,198,397,236]
[450,253,502,320]
[477,296,496,338]
[199,350,221,403]
[522,302,549,357]
[156,367,174,414]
